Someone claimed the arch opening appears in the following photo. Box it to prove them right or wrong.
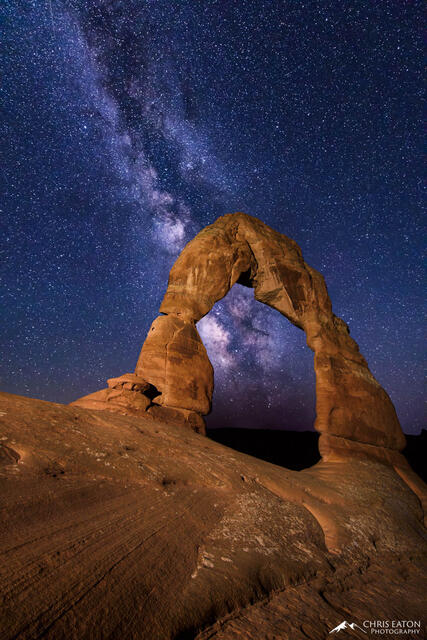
[197,284,316,432]
[197,283,319,468]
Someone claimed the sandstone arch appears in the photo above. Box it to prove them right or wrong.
[73,213,406,465]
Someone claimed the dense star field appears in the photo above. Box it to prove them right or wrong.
[1,1,424,433]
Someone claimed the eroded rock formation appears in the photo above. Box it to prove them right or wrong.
[136,314,213,416]
[73,212,407,468]
[73,373,154,416]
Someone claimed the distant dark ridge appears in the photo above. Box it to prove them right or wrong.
[207,428,427,481]
[403,429,427,482]
[206,428,320,471]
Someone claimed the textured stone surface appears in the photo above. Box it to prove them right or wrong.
[152,213,405,452]
[135,314,213,415]
[107,373,152,393]
[147,404,206,434]
[0,392,425,640]
[70,373,153,417]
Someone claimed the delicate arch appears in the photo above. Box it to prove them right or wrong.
[135,213,405,457]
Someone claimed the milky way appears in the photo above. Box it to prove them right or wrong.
[2,1,424,432]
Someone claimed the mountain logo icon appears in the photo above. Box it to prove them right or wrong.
[329,620,367,634]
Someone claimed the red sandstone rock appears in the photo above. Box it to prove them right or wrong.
[5,215,424,638]
[135,314,213,415]
[153,213,404,453]
[72,213,405,451]
[71,373,153,417]
[107,373,152,392]
[147,404,206,434]
[0,391,425,640]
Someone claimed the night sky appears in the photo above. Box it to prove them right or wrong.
[2,1,424,433]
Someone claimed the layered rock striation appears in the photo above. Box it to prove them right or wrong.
[0,392,425,639]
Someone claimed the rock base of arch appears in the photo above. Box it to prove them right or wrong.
[70,372,207,434]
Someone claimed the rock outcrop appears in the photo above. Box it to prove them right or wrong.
[0,391,425,639]
[72,213,406,467]
[136,314,213,416]
[71,373,154,416]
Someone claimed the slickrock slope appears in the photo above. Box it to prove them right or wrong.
[1,391,426,639]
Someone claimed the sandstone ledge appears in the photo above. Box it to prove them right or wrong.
[0,392,425,639]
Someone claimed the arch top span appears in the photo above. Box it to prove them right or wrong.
[72,213,405,466]
[160,212,340,335]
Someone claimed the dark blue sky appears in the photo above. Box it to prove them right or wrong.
[1,1,424,433]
